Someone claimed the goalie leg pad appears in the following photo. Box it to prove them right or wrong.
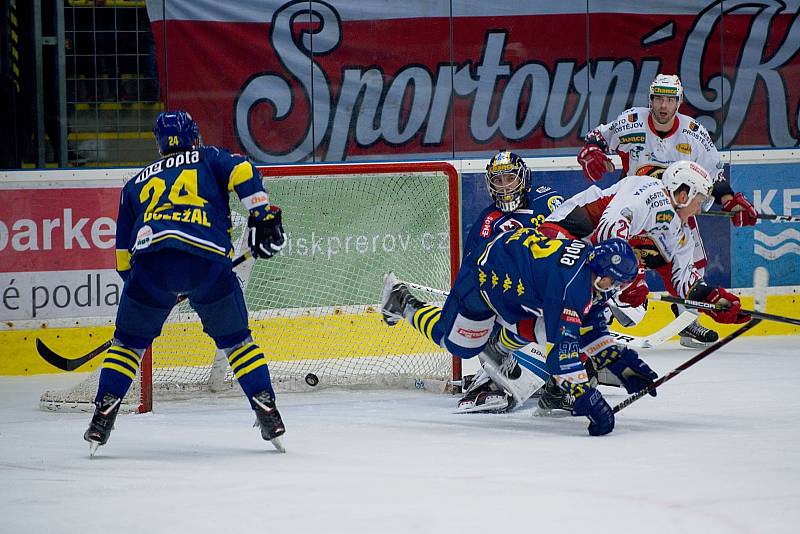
[478,339,543,410]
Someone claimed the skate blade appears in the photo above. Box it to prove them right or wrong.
[88,441,101,457]
[453,399,509,414]
[270,437,286,453]
[679,337,715,349]
[533,407,572,418]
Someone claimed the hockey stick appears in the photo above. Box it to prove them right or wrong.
[650,294,800,327]
[35,251,253,372]
[612,318,762,413]
[395,278,696,349]
[701,210,800,223]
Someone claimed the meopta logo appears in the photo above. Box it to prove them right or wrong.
[457,327,490,339]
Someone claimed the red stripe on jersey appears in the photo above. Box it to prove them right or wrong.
[647,114,680,139]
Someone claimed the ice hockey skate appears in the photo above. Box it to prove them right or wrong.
[380,271,424,326]
[534,377,574,417]
[672,303,719,347]
[252,390,286,453]
[455,368,510,413]
[83,393,122,457]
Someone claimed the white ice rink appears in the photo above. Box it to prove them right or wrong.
[2,336,799,534]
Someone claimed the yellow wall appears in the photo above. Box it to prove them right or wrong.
[1,294,798,376]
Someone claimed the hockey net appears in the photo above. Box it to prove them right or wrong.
[40,162,461,413]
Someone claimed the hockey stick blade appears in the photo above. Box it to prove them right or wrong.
[612,318,762,413]
[36,338,112,372]
[701,210,800,223]
[35,251,253,372]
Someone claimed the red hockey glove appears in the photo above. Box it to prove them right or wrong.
[703,287,750,324]
[578,144,613,182]
[618,267,649,308]
[722,192,758,227]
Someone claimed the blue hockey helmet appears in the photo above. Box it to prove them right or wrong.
[153,111,200,154]
[485,150,531,212]
[588,238,639,291]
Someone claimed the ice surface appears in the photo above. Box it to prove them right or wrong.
[2,337,799,533]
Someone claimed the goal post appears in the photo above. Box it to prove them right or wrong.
[40,161,461,413]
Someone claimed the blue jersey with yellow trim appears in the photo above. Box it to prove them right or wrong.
[115,146,268,277]
[463,186,564,259]
[473,227,594,353]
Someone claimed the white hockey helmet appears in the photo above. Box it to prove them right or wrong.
[649,74,683,103]
[661,160,714,210]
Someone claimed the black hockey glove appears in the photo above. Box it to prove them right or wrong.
[248,205,286,259]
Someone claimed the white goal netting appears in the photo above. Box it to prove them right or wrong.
[41,163,459,412]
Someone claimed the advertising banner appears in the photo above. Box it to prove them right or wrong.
[147,0,800,163]
[730,163,800,287]
[0,187,122,321]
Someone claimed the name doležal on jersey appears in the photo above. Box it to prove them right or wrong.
[142,206,211,227]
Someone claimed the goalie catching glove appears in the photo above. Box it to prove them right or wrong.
[688,282,750,324]
[248,205,286,259]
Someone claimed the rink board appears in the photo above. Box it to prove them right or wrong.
[2,295,798,375]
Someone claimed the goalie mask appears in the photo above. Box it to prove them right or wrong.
[485,150,531,212]
[154,110,200,154]
[662,160,714,211]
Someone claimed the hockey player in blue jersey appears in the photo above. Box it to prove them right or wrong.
[454,150,566,412]
[462,150,564,259]
[384,232,644,436]
[83,111,287,454]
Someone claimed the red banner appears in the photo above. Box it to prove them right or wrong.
[0,188,118,272]
[148,1,800,162]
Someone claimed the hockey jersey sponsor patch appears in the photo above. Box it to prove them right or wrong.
[498,218,523,233]
[676,143,692,155]
[619,133,646,144]
[480,210,502,237]
[448,315,494,348]
[628,112,638,122]
[655,210,674,223]
[561,308,581,325]
[547,195,564,212]
[134,225,153,250]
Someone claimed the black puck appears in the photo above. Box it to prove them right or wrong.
[305,373,319,387]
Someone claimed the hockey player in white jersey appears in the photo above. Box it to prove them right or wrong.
[542,160,751,353]
[576,74,758,347]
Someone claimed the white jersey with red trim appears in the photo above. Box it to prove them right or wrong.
[546,175,702,297]
[592,106,724,186]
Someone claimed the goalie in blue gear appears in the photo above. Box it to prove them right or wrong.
[383,232,640,436]
[83,110,287,455]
